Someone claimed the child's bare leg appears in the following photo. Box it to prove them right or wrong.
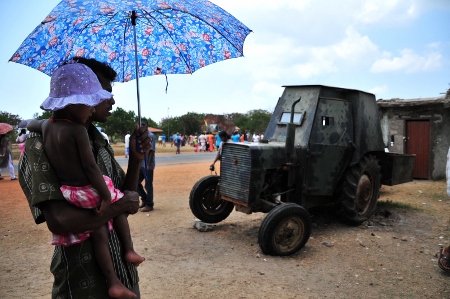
[114,213,145,266]
[90,224,137,299]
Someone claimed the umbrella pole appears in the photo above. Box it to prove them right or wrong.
[131,11,148,183]
[131,11,141,126]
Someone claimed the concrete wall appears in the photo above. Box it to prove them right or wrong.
[377,101,450,180]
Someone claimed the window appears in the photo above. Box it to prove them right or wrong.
[280,112,303,124]
[322,116,334,126]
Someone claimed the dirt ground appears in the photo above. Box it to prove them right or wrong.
[1,158,450,299]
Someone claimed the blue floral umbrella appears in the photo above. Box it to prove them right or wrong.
[9,0,252,121]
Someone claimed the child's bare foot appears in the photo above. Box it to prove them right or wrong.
[125,250,145,266]
[108,283,137,299]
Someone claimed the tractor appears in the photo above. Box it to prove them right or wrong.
[189,85,415,256]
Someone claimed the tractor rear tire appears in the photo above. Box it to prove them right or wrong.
[189,175,234,224]
[258,203,311,256]
[337,155,381,225]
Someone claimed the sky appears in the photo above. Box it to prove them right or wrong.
[1,0,450,124]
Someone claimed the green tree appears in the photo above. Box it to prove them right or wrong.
[0,111,22,127]
[246,109,272,134]
[101,108,159,142]
[178,112,205,135]
[34,111,53,120]
[166,116,181,137]
[159,117,170,137]
[101,108,137,143]
[142,116,158,129]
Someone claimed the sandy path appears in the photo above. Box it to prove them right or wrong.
[1,160,450,298]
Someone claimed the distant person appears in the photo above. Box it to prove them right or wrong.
[0,132,17,180]
[137,119,156,212]
[16,128,27,157]
[27,62,144,298]
[210,131,232,169]
[207,132,214,152]
[124,131,130,158]
[253,133,261,143]
[158,135,162,146]
[198,132,206,152]
[194,135,199,152]
[215,133,221,151]
[171,134,177,147]
[231,131,240,142]
[161,134,166,147]
[174,133,182,154]
[100,128,109,143]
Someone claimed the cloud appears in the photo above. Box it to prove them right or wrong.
[354,0,419,25]
[369,85,388,96]
[370,49,442,73]
[212,0,311,11]
[288,27,378,79]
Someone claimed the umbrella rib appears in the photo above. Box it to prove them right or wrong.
[140,9,193,74]
[121,16,131,82]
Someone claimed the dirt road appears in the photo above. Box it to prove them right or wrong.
[1,160,450,298]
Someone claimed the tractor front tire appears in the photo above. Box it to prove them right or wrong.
[337,155,381,225]
[258,203,311,256]
[189,175,234,224]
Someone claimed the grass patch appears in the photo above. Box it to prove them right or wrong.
[377,199,419,210]
[428,192,449,202]
[11,141,203,161]
[110,142,205,156]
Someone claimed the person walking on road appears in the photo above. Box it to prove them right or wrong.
[16,129,27,157]
[0,133,17,180]
[124,131,130,158]
[174,133,182,154]
[137,119,156,212]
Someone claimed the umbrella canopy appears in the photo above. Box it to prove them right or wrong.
[9,0,252,83]
[18,119,34,128]
[148,127,163,133]
[0,123,14,135]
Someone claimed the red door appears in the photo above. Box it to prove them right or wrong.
[406,120,430,179]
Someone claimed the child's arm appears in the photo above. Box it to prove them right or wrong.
[73,125,112,215]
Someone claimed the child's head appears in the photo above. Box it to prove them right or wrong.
[40,62,113,124]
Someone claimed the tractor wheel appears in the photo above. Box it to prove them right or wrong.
[258,203,311,256]
[337,155,381,225]
[189,175,234,223]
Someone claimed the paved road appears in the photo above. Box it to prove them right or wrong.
[116,152,216,168]
[11,152,216,176]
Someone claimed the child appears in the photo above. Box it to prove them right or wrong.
[28,62,144,299]
[16,128,27,156]
[193,135,198,152]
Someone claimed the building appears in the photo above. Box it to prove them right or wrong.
[377,89,450,180]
